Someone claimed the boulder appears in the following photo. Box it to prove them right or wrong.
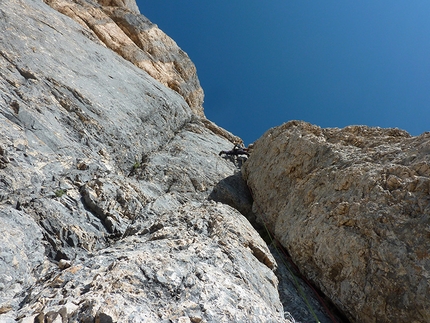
[243,120,430,323]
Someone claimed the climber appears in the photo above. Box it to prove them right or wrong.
[219,144,250,158]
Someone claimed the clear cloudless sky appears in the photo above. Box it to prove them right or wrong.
[137,1,430,144]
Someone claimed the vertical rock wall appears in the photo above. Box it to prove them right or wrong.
[243,120,430,323]
[0,0,286,321]
[44,0,205,116]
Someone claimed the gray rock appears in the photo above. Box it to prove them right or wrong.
[0,0,347,321]
[14,202,285,322]
[0,208,46,312]
[0,0,292,321]
[243,120,430,323]
[45,0,204,116]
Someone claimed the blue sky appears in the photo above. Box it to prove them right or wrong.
[137,1,430,144]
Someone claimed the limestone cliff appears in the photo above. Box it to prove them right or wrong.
[243,121,430,323]
[0,0,287,321]
[0,0,339,322]
[4,0,425,322]
[44,0,204,117]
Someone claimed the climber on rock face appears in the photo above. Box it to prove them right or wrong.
[219,144,250,157]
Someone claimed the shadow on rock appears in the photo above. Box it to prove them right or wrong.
[208,171,255,221]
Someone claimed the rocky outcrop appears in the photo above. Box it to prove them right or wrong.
[243,120,430,323]
[44,0,204,116]
[0,0,288,321]
[3,0,410,321]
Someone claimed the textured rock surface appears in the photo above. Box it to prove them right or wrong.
[0,0,288,321]
[44,0,204,116]
[0,0,366,321]
[243,120,430,323]
[0,0,355,321]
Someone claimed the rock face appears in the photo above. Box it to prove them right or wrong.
[45,0,204,116]
[243,120,430,323]
[6,0,424,321]
[0,0,289,321]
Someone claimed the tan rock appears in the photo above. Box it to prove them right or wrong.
[95,0,140,13]
[44,0,204,116]
[243,120,430,323]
